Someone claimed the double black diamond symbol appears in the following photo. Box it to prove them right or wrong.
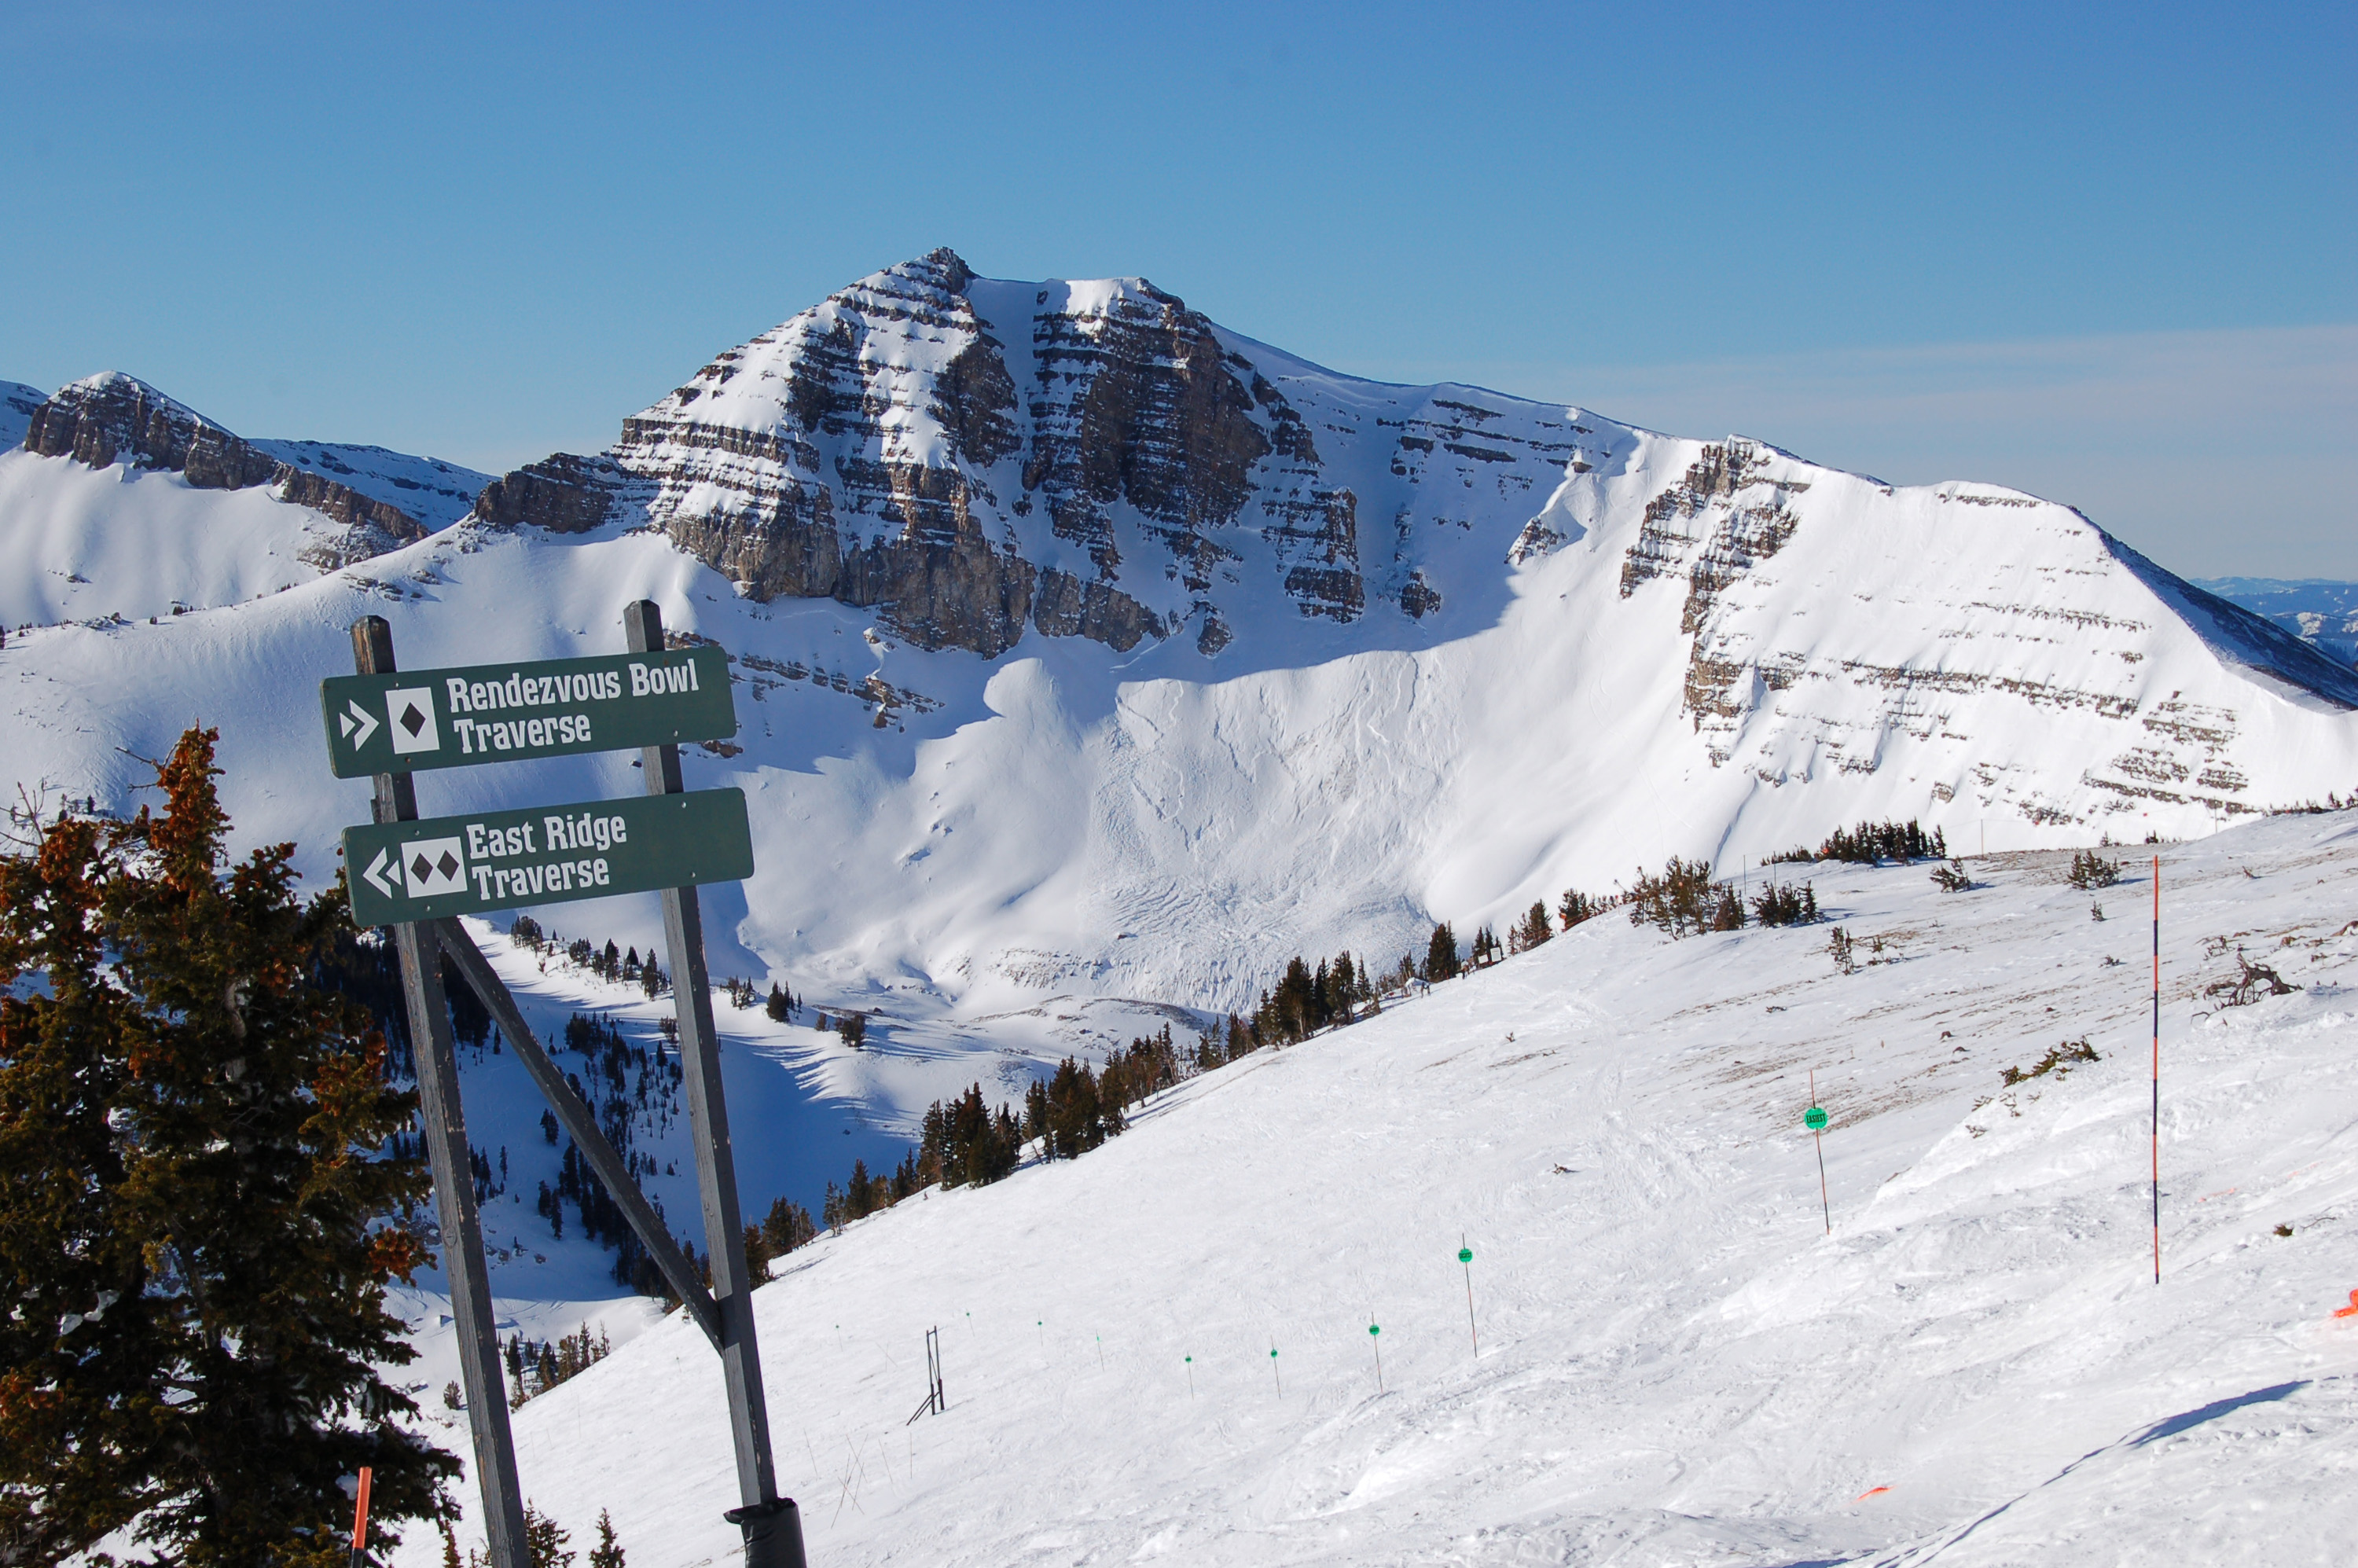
[409,850,459,883]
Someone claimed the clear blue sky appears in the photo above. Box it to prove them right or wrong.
[3,2,2350,575]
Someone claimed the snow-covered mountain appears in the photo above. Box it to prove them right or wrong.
[397,811,2358,1568]
[0,380,42,450]
[7,250,2358,1133]
[0,372,488,629]
[2198,578,2358,669]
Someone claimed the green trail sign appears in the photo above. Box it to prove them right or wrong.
[1805,1105,1829,1131]
[320,644,733,778]
[342,788,753,927]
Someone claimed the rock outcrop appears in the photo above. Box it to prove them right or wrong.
[20,373,432,565]
[451,248,2358,861]
[472,250,1588,659]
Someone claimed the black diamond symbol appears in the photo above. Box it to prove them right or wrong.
[438,852,461,879]
[399,702,427,737]
[410,854,432,881]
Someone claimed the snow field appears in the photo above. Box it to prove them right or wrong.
[0,450,346,629]
[387,914,1219,1309]
[400,810,2358,1567]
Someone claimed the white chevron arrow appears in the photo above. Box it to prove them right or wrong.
[340,699,379,749]
[362,846,399,900]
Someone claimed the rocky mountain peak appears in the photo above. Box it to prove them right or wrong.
[25,372,279,488]
[474,252,1593,659]
[17,372,435,567]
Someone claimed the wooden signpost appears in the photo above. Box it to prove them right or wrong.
[334,606,803,1568]
[342,789,752,927]
[322,644,734,777]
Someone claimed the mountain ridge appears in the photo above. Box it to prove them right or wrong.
[22,372,436,553]
[5,250,2356,1048]
[465,249,2358,723]
[1,373,491,630]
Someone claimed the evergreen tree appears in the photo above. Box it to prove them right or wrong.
[917,1085,1023,1188]
[765,982,790,1022]
[0,728,455,1566]
[1422,921,1460,982]
[1750,880,1820,926]
[445,954,492,1048]
[1520,901,1552,949]
[760,1194,817,1254]
[523,1503,574,1568]
[588,1511,626,1568]
[1627,857,1739,937]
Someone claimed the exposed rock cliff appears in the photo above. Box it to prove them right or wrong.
[474,250,1586,658]
[441,248,2358,841]
[20,373,434,567]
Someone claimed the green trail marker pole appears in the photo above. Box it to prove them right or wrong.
[1270,1347,1281,1396]
[1185,1356,1194,1397]
[1805,1070,1831,1234]
[1368,1323,1384,1393]
[1459,1239,1478,1356]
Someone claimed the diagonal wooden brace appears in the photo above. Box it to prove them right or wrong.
[435,917,724,1349]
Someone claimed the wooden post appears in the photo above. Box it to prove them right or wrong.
[351,618,527,1568]
[623,601,803,1567]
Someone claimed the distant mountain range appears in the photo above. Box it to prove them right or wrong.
[2195,578,2358,668]
[6,250,2356,1044]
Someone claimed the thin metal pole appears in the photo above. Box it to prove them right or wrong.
[1812,1067,1830,1235]
[2153,854,2162,1284]
[625,601,803,1568]
[351,618,527,1568]
[1460,1235,1478,1356]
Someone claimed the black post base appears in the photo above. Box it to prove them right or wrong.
[722,1499,806,1568]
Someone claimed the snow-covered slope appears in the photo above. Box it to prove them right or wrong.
[397,810,2358,1568]
[0,380,41,450]
[8,253,2358,1168]
[0,373,484,630]
[0,450,384,629]
[248,438,490,534]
